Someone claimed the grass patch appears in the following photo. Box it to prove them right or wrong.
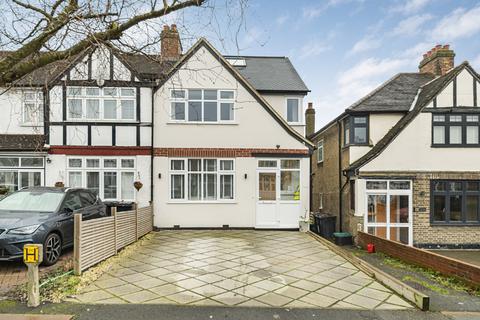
[402,275,449,294]
[377,252,480,296]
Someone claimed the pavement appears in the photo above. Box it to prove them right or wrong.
[0,251,72,296]
[71,230,413,310]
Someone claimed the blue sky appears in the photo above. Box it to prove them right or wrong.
[195,0,480,129]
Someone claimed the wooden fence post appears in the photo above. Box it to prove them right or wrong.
[134,203,138,240]
[73,213,82,276]
[112,207,117,254]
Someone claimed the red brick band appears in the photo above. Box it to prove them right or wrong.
[49,146,151,156]
[153,148,309,158]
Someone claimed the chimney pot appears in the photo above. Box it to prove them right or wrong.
[308,102,313,109]
[423,53,428,58]
[443,44,450,49]
[436,44,442,49]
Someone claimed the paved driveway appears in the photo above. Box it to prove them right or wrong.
[73,230,412,309]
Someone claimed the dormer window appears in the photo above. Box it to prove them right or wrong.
[432,113,480,146]
[344,115,369,146]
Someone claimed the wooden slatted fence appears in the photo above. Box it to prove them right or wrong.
[74,204,153,275]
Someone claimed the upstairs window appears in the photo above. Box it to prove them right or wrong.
[66,87,136,121]
[344,115,369,146]
[286,98,300,123]
[170,89,235,123]
[317,140,324,163]
[432,113,480,146]
[23,91,43,124]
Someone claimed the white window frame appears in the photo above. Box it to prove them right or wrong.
[22,90,44,126]
[317,140,324,163]
[256,159,302,203]
[364,180,413,246]
[285,97,302,124]
[66,156,136,201]
[66,86,136,122]
[168,158,236,203]
[169,89,236,124]
[0,156,45,195]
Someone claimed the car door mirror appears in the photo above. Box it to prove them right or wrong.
[62,207,74,215]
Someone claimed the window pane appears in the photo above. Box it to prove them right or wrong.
[280,171,300,200]
[171,90,185,99]
[390,195,409,223]
[121,88,135,97]
[389,181,410,190]
[86,172,100,195]
[68,172,82,188]
[220,91,234,99]
[450,195,462,221]
[188,159,201,171]
[171,102,185,120]
[367,226,387,239]
[104,87,117,96]
[121,172,134,200]
[121,100,135,119]
[86,99,100,119]
[21,158,43,167]
[258,160,277,168]
[68,87,82,96]
[189,89,202,100]
[220,103,234,121]
[281,160,300,169]
[389,227,409,245]
[220,175,234,199]
[354,116,367,124]
[86,159,99,168]
[19,172,41,189]
[259,172,276,201]
[104,159,117,168]
[353,127,367,144]
[449,126,462,144]
[466,195,479,222]
[467,115,479,122]
[366,181,387,190]
[204,90,217,100]
[433,126,445,144]
[86,88,99,96]
[104,100,117,119]
[466,181,479,191]
[69,159,82,168]
[104,172,117,199]
[188,101,202,121]
[466,126,479,144]
[344,127,350,145]
[204,159,217,172]
[220,160,233,171]
[171,160,185,171]
[450,181,463,191]
[203,173,217,200]
[0,171,18,194]
[449,115,462,122]
[171,174,185,199]
[433,181,446,191]
[68,99,82,118]
[23,103,34,122]
[287,99,299,122]
[0,158,19,167]
[367,194,387,223]
[204,102,217,122]
[433,115,445,122]
[188,173,201,200]
[121,159,134,168]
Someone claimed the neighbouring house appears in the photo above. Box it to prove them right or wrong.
[308,45,480,248]
[0,25,313,229]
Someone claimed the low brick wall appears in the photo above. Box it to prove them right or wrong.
[357,231,480,287]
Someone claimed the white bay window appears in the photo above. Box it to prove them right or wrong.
[67,157,136,201]
[170,158,235,201]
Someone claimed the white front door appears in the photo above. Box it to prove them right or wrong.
[255,159,302,229]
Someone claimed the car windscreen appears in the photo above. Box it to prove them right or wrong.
[0,191,64,212]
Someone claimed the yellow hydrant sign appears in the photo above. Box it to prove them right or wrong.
[23,244,41,264]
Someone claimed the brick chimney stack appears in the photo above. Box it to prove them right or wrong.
[161,24,182,61]
[305,102,315,138]
[419,44,455,76]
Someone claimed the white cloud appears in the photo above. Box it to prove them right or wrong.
[392,14,433,36]
[299,41,331,59]
[302,0,364,19]
[391,0,431,14]
[349,36,381,55]
[431,6,480,41]
[275,14,288,26]
[240,26,268,49]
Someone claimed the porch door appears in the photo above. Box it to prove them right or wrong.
[256,171,278,227]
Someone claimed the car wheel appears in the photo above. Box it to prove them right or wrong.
[43,233,62,266]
